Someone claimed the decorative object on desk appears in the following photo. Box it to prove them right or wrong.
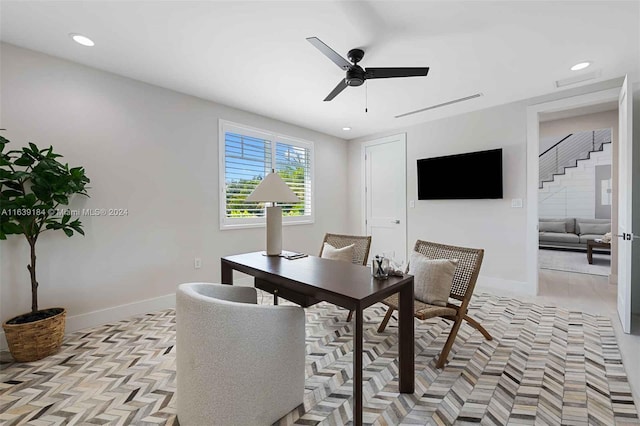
[0,137,90,362]
[321,242,354,262]
[372,255,389,278]
[245,170,299,256]
[602,231,612,243]
[383,250,405,276]
[382,250,396,268]
[387,267,404,276]
[283,251,307,260]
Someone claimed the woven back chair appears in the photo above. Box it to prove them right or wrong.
[319,233,372,322]
[319,233,372,266]
[377,239,492,369]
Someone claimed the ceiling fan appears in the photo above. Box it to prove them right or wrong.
[306,37,430,101]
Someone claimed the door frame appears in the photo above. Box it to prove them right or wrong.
[526,87,620,295]
[361,133,408,262]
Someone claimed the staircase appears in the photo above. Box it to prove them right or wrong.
[539,129,611,189]
[539,137,612,218]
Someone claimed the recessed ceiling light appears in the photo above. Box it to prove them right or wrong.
[342,127,351,131]
[570,61,591,71]
[70,33,95,47]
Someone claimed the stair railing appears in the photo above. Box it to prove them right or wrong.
[539,129,611,188]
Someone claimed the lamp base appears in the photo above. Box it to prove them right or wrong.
[261,252,281,257]
[265,205,282,256]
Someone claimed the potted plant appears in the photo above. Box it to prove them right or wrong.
[0,136,90,362]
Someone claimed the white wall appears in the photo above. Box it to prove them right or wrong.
[0,44,349,340]
[538,144,612,219]
[348,102,529,293]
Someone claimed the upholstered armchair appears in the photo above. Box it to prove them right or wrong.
[176,282,305,426]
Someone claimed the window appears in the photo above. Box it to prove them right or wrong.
[219,121,314,229]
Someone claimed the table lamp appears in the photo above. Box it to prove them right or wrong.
[245,171,300,256]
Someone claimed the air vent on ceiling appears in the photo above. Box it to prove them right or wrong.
[555,70,601,88]
[395,93,483,118]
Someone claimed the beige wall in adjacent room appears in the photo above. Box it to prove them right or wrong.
[539,110,619,284]
[0,43,349,342]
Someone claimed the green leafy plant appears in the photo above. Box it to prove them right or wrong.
[0,136,90,314]
[225,167,307,218]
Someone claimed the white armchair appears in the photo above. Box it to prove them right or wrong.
[176,282,305,426]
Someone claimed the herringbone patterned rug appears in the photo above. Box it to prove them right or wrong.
[1,293,638,425]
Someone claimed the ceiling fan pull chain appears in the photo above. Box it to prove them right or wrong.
[365,81,368,113]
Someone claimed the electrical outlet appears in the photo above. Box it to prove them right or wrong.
[511,198,523,208]
[409,200,415,208]
[194,257,202,269]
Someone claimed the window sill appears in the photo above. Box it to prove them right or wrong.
[220,218,314,231]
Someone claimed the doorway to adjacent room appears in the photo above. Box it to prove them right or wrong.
[537,126,614,277]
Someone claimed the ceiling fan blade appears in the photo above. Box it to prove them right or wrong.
[365,67,430,79]
[306,37,351,71]
[324,79,348,101]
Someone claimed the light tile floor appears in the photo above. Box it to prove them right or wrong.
[494,267,640,410]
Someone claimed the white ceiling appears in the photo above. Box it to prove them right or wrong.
[1,1,638,139]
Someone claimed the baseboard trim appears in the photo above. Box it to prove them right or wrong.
[475,275,536,297]
[0,276,531,350]
[0,293,175,351]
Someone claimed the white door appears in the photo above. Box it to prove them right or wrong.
[617,76,634,334]
[364,134,407,264]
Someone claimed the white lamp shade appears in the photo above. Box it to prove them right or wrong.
[245,172,300,203]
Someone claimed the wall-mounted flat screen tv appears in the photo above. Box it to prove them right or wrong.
[417,148,503,200]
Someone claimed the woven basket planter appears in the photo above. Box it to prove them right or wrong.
[2,308,66,362]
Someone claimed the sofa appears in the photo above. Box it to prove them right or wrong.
[539,217,611,250]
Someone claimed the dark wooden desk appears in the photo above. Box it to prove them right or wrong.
[221,252,414,426]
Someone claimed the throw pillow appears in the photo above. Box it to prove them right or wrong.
[539,221,566,233]
[321,243,354,263]
[409,252,458,307]
[578,223,610,235]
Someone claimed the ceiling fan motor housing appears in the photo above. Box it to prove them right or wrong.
[346,66,365,86]
[347,48,365,64]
